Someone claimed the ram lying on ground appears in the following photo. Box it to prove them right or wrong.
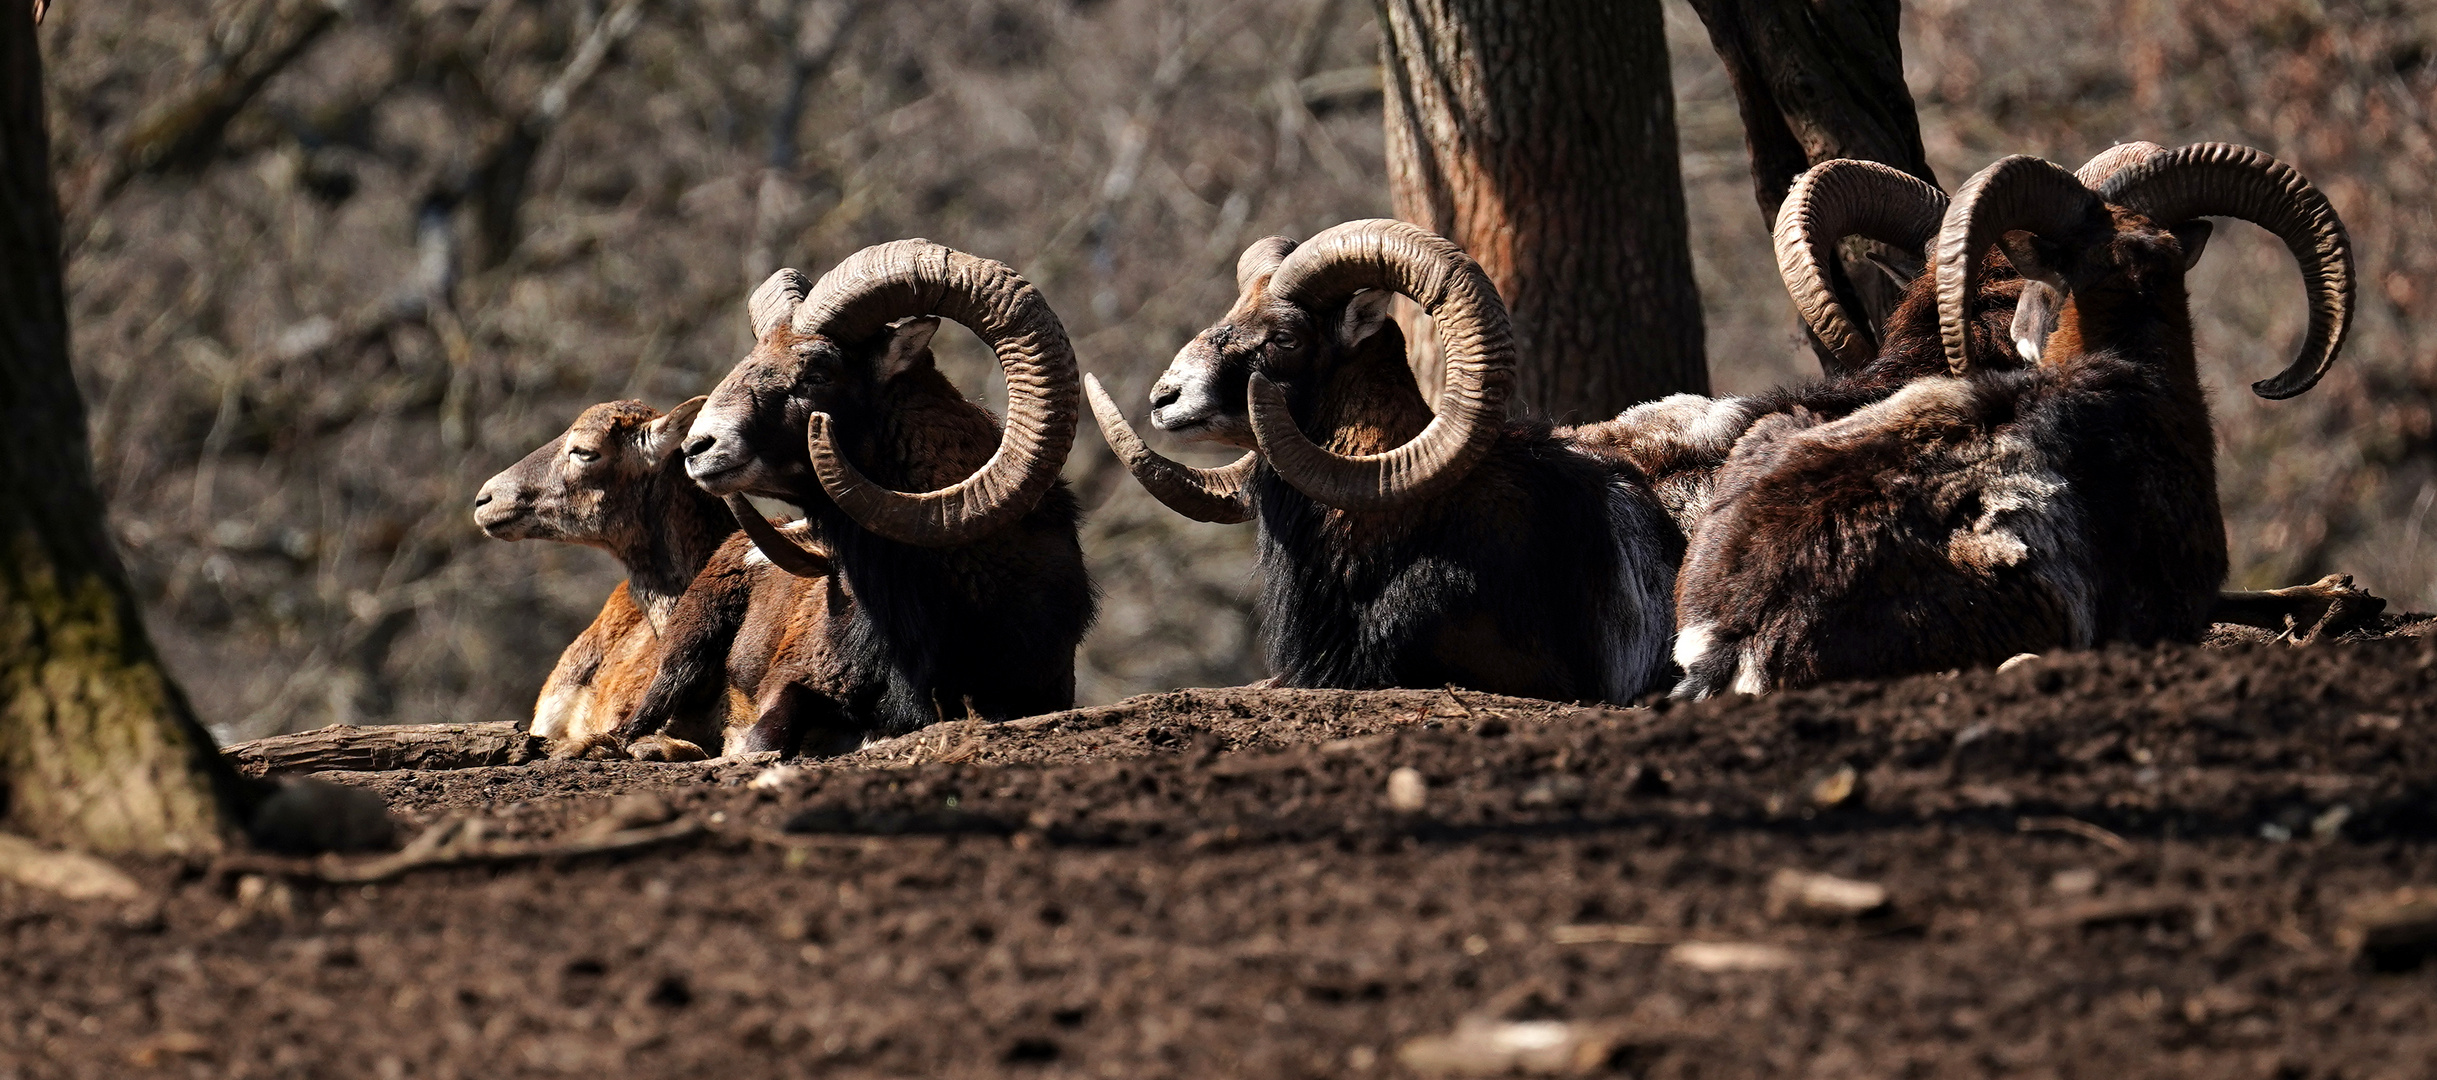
[1579,149,2377,660]
[1565,157,2036,532]
[1089,220,1679,703]
[650,241,1096,753]
[1670,143,2354,697]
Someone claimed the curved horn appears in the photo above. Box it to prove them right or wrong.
[1244,219,1514,511]
[1771,159,1949,373]
[1933,156,2105,376]
[787,240,1080,547]
[2073,140,2169,188]
[748,268,811,343]
[1085,374,1255,524]
[1236,236,1296,294]
[723,495,833,578]
[2097,142,2354,399]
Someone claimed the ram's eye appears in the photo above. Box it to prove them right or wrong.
[1267,329,1298,348]
[568,446,601,463]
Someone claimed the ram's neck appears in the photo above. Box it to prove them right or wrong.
[2046,283,2201,399]
[619,472,732,633]
[1306,348,1434,457]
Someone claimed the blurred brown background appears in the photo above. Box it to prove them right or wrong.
[39,0,2436,742]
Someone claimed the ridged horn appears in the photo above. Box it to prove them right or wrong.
[2074,141,2169,187]
[1771,159,1949,374]
[748,268,811,343]
[786,240,1079,547]
[1934,156,2106,376]
[1236,236,1296,293]
[1084,374,1255,524]
[2097,142,2354,399]
[723,495,833,578]
[1244,219,1513,511]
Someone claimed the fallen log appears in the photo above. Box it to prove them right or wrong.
[222,722,544,775]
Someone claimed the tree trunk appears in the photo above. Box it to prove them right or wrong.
[1376,0,1708,421]
[1686,0,1936,370]
[1,4,251,856]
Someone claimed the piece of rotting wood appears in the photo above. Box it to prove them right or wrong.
[222,722,544,775]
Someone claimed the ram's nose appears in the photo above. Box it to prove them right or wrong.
[682,433,718,458]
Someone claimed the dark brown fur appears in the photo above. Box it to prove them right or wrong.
[662,317,1095,744]
[1567,253,2031,533]
[618,522,868,757]
[1672,206,2224,696]
[1155,283,1679,702]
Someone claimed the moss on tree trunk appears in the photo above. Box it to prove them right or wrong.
[2,1,247,855]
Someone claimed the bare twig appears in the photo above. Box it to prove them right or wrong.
[250,815,707,884]
[1549,923,1675,945]
[86,0,346,207]
[2017,815,2139,857]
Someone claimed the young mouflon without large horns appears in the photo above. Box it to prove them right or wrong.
[474,397,740,759]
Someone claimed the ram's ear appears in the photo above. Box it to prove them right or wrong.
[2011,281,2062,364]
[1859,246,1925,290]
[2170,219,2214,270]
[1336,289,1397,351]
[878,316,941,380]
[1998,230,2068,290]
[644,396,709,460]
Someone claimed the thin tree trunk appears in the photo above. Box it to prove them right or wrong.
[1686,0,1936,370]
[1377,0,1708,421]
[1,4,250,856]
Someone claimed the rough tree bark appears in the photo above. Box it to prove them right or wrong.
[1376,0,1708,420]
[1,4,253,856]
[1686,0,1937,371]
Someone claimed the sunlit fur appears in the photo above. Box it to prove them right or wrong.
[1568,252,2034,536]
[616,518,864,757]
[474,399,738,756]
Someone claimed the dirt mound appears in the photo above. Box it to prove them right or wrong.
[6,637,2435,1078]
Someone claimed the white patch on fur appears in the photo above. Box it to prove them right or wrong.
[745,495,803,521]
[1686,397,1767,448]
[1601,394,1762,455]
[1672,622,1716,674]
[1731,648,1769,696]
[530,684,580,741]
[1785,379,2099,650]
[1596,482,1679,701]
[1581,395,1768,532]
[743,545,771,569]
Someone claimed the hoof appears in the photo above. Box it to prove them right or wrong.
[627,735,708,763]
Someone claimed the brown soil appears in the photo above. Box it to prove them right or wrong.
[7,632,2437,1079]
